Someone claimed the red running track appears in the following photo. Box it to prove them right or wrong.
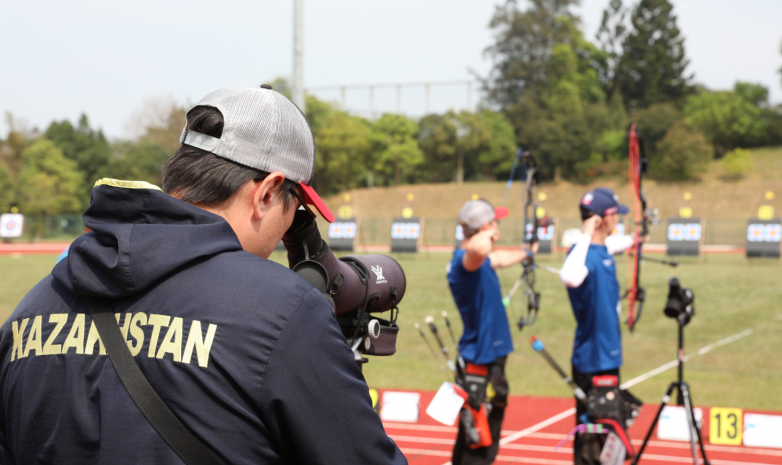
[380,390,782,465]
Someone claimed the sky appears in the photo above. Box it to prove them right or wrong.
[1,0,780,139]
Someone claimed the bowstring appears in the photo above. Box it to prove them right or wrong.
[627,125,642,331]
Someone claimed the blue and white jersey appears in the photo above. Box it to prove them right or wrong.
[565,244,623,373]
[447,249,514,365]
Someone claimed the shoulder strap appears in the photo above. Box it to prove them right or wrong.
[85,297,221,465]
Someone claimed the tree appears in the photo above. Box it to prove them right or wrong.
[0,163,14,213]
[615,0,692,110]
[2,113,28,176]
[476,111,517,179]
[106,141,172,185]
[632,103,682,156]
[483,0,580,118]
[417,114,457,183]
[18,139,84,215]
[655,123,712,179]
[446,111,490,184]
[125,98,188,154]
[44,114,111,187]
[313,112,372,194]
[595,0,629,93]
[683,89,766,156]
[371,114,423,186]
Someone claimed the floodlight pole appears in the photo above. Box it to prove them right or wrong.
[292,0,305,113]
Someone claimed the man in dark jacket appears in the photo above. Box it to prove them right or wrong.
[0,86,406,464]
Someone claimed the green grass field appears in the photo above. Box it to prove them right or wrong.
[3,250,780,411]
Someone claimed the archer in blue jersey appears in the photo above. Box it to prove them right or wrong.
[559,187,634,465]
[446,199,535,465]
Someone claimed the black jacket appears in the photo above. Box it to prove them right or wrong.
[0,181,406,465]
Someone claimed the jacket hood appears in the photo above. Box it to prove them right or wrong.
[52,179,244,298]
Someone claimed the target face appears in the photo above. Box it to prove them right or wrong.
[668,223,684,241]
[685,224,702,241]
[391,222,420,239]
[748,224,766,242]
[768,224,782,242]
[0,214,23,238]
[537,225,554,241]
[328,222,357,239]
[748,224,781,242]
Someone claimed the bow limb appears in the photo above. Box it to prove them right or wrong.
[502,147,523,207]
[627,125,645,332]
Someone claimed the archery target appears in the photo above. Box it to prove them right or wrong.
[748,224,781,242]
[685,224,702,241]
[537,225,554,241]
[391,222,420,240]
[391,218,420,253]
[524,223,534,241]
[667,219,701,256]
[767,224,782,242]
[746,219,782,258]
[0,214,23,238]
[406,223,420,239]
[668,224,684,241]
[391,223,406,239]
[328,222,357,239]
[747,224,765,242]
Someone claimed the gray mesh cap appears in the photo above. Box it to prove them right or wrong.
[457,199,509,234]
[179,85,334,222]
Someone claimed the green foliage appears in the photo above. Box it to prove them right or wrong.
[44,114,110,186]
[476,111,517,178]
[18,139,84,215]
[484,0,580,116]
[313,111,373,194]
[655,123,712,179]
[683,89,766,156]
[734,82,769,108]
[371,114,423,186]
[721,148,754,180]
[596,0,629,92]
[0,163,15,213]
[106,141,172,185]
[632,103,683,156]
[417,114,457,183]
[615,0,692,110]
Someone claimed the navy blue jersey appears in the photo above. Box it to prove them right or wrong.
[0,181,406,465]
[447,249,513,365]
[566,244,623,373]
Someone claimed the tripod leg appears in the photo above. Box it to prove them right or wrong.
[680,383,699,465]
[681,383,710,465]
[632,383,676,465]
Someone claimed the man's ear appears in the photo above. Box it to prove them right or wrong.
[251,171,287,221]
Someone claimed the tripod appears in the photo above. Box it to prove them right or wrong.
[632,313,709,465]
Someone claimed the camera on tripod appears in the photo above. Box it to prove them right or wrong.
[664,278,695,325]
[283,210,407,365]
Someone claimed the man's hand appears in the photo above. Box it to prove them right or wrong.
[474,228,499,245]
[462,228,496,271]
[582,215,602,239]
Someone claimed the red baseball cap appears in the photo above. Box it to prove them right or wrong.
[299,183,335,223]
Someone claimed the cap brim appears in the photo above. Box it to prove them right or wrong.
[494,206,509,220]
[617,204,629,215]
[299,183,335,223]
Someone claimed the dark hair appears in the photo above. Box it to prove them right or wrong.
[580,205,596,221]
[161,106,298,210]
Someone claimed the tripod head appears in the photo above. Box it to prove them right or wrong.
[664,277,695,327]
